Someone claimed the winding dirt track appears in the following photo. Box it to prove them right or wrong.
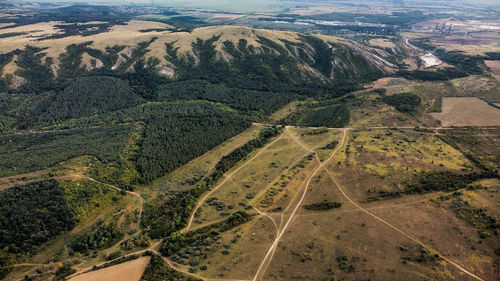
[252,129,347,281]
[320,132,485,281]
[181,128,287,234]
[85,177,144,226]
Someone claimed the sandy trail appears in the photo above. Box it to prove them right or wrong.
[252,129,347,281]
[322,132,485,281]
[181,128,287,234]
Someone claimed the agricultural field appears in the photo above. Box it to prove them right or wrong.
[430,97,500,127]
[69,256,150,281]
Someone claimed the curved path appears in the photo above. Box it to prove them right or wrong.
[181,128,287,234]
[322,132,485,281]
[252,129,347,281]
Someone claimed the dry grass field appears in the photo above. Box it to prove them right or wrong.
[485,60,500,75]
[192,129,307,228]
[369,38,396,49]
[68,256,150,281]
[430,97,500,127]
[186,125,498,281]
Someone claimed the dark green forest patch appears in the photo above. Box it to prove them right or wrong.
[0,180,75,254]
[157,80,297,115]
[19,76,143,128]
[136,101,251,182]
[382,93,421,114]
[0,124,133,177]
[300,104,350,128]
[303,201,342,210]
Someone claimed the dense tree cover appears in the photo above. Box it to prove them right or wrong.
[136,102,251,182]
[58,42,92,79]
[397,67,468,81]
[20,76,143,127]
[140,254,201,281]
[0,180,75,254]
[303,201,341,210]
[300,104,350,128]
[142,127,281,239]
[382,93,421,114]
[406,171,498,194]
[70,219,123,255]
[157,80,297,115]
[164,36,370,97]
[0,124,133,177]
[14,46,55,94]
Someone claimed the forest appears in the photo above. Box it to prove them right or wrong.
[382,93,421,114]
[0,180,75,254]
[136,101,251,182]
[0,124,133,177]
[300,104,350,128]
[20,76,143,127]
[157,80,297,115]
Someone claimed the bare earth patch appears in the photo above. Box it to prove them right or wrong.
[68,256,150,281]
[420,53,442,68]
[430,97,500,126]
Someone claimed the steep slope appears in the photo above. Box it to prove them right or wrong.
[0,24,394,90]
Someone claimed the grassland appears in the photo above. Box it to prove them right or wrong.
[430,97,500,127]
[485,60,500,75]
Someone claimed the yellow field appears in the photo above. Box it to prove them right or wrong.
[430,97,500,126]
[69,256,150,281]
[369,38,396,49]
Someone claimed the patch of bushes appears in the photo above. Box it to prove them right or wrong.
[303,201,342,210]
[450,198,498,239]
[70,219,123,255]
[405,171,497,194]
[382,93,421,114]
[159,210,252,257]
[140,254,201,281]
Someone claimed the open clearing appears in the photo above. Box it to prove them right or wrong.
[68,256,150,281]
[430,97,500,126]
[485,60,500,75]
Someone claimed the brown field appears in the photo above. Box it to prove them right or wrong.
[485,60,500,75]
[68,256,150,281]
[192,127,497,281]
[369,38,396,49]
[260,130,497,281]
[430,97,500,126]
[444,32,500,45]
